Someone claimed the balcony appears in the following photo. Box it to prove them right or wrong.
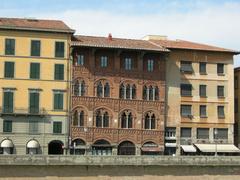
[0,107,47,116]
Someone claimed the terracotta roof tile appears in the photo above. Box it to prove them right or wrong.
[0,17,75,33]
[72,35,169,52]
[149,39,239,54]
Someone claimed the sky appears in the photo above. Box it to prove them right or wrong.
[1,0,240,66]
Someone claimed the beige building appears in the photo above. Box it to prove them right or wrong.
[145,36,239,155]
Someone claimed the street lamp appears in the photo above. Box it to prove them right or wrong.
[214,129,218,156]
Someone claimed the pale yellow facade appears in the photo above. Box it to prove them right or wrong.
[0,30,72,154]
[166,49,235,154]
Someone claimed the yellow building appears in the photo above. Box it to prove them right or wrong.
[0,18,74,155]
[145,35,239,155]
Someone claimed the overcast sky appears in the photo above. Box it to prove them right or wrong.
[1,0,239,66]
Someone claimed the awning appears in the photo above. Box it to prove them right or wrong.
[181,145,197,153]
[1,139,14,148]
[195,144,240,153]
[141,147,162,152]
[165,143,177,147]
[27,140,39,148]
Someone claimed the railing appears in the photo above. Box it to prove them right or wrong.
[0,107,48,116]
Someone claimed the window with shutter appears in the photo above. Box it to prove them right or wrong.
[217,63,224,74]
[5,39,15,55]
[55,42,65,58]
[54,92,64,110]
[180,84,192,96]
[218,106,225,118]
[199,85,207,97]
[29,120,38,134]
[3,120,12,133]
[199,62,207,74]
[180,105,192,117]
[200,105,207,118]
[180,128,191,138]
[4,62,14,78]
[217,86,224,97]
[180,61,193,73]
[31,40,41,56]
[53,122,62,134]
[30,63,40,79]
[29,92,39,114]
[197,128,209,139]
[54,64,64,80]
[214,128,228,139]
[3,91,13,113]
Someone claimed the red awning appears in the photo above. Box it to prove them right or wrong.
[141,147,162,152]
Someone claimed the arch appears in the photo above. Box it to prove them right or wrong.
[142,83,159,101]
[48,140,64,155]
[0,139,14,155]
[70,139,86,155]
[95,79,111,98]
[72,106,88,127]
[118,141,135,155]
[26,139,40,155]
[92,139,112,155]
[144,111,157,130]
[94,108,111,128]
[119,81,137,100]
[73,79,86,96]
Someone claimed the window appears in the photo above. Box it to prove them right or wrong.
[54,64,64,80]
[165,127,176,138]
[214,128,228,139]
[95,109,109,128]
[147,59,154,72]
[31,40,40,56]
[73,80,85,96]
[180,61,193,73]
[53,122,62,134]
[3,120,12,133]
[125,58,132,70]
[4,62,14,78]
[180,84,192,96]
[29,120,38,134]
[96,81,110,98]
[144,112,156,129]
[197,128,209,139]
[3,91,13,113]
[180,128,191,138]
[30,63,40,79]
[218,106,225,118]
[143,85,159,101]
[217,86,224,97]
[199,85,207,97]
[235,76,238,89]
[217,63,224,74]
[77,55,84,65]
[100,56,108,67]
[121,111,133,128]
[200,105,207,118]
[54,91,64,110]
[180,105,192,117]
[199,62,206,74]
[73,110,84,127]
[120,83,136,100]
[55,42,65,58]
[5,39,15,55]
[235,98,238,113]
[29,91,39,114]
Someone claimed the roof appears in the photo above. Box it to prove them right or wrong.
[149,39,239,54]
[71,35,169,52]
[0,17,75,34]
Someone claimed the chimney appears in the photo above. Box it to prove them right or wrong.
[108,33,112,41]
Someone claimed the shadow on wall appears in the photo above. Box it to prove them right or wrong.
[0,165,240,178]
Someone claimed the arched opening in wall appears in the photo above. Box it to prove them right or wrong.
[48,140,63,155]
[70,139,86,155]
[0,139,14,155]
[26,139,40,155]
[92,139,112,155]
[118,141,135,155]
[141,141,161,155]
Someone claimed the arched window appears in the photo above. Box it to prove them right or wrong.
[119,83,136,100]
[121,111,133,128]
[144,112,156,130]
[73,110,84,127]
[73,80,85,96]
[143,85,159,101]
[96,81,110,98]
[92,139,112,155]
[95,109,109,128]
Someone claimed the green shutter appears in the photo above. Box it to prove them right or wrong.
[53,122,62,134]
[30,63,40,79]
[5,39,15,55]
[54,64,64,80]
[54,93,63,110]
[4,62,14,78]
[29,92,39,113]
[31,40,40,56]
[55,42,65,58]
[3,120,12,133]
[3,92,13,113]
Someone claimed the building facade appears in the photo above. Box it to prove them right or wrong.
[146,36,239,155]
[0,18,74,155]
[234,67,240,147]
[70,35,168,155]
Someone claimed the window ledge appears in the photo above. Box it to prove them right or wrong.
[218,73,225,76]
[218,96,225,99]
[200,96,208,98]
[200,116,208,118]
[200,72,208,75]
[181,95,193,97]
[218,116,225,119]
